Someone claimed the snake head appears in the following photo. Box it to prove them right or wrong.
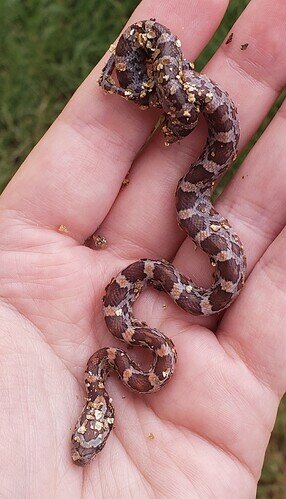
[71,381,115,466]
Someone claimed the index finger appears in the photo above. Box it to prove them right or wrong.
[0,0,229,242]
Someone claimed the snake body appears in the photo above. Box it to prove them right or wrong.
[71,19,246,466]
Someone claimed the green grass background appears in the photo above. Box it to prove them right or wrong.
[0,1,285,496]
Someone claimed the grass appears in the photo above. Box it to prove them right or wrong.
[0,1,285,496]
[0,0,137,190]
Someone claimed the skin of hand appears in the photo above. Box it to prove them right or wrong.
[0,0,285,497]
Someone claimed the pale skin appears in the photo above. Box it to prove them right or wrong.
[0,0,285,497]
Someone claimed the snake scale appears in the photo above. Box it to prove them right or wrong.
[71,19,246,466]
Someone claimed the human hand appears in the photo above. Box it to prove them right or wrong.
[0,0,285,497]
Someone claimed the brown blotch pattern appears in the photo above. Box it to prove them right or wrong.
[201,233,228,255]
[104,281,127,307]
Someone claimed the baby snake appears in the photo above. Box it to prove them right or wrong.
[71,19,246,466]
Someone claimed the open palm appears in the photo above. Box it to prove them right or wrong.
[0,1,285,497]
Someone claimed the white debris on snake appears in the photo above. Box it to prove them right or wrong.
[71,19,246,466]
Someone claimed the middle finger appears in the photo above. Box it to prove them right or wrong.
[99,0,286,265]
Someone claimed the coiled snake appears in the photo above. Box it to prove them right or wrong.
[71,19,246,466]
